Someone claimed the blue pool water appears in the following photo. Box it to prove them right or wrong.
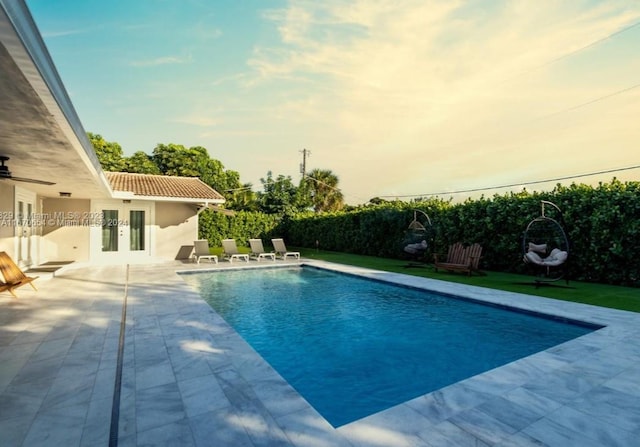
[183,266,596,427]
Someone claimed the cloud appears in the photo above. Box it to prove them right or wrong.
[41,28,91,38]
[245,0,640,202]
[130,55,192,67]
[172,114,218,127]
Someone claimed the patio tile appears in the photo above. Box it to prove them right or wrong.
[9,356,64,386]
[135,381,186,433]
[0,391,43,421]
[21,401,87,447]
[136,417,196,447]
[447,407,518,445]
[525,405,638,447]
[603,364,640,397]
[567,385,640,433]
[501,386,563,416]
[79,396,112,447]
[134,356,176,391]
[177,374,230,418]
[340,403,431,447]
[0,415,34,447]
[189,408,256,447]
[276,407,348,447]
[418,420,490,447]
[40,371,95,410]
[405,383,494,425]
[3,261,640,446]
[475,396,543,432]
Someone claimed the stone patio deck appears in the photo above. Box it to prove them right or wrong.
[1,260,639,446]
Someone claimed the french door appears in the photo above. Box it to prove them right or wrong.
[15,187,37,267]
[92,201,151,263]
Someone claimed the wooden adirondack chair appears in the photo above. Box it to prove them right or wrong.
[0,251,39,297]
[433,242,483,276]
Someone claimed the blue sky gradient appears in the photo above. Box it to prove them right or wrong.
[27,0,640,204]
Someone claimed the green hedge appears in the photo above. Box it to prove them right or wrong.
[199,179,640,287]
[198,209,283,247]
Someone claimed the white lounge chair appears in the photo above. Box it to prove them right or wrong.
[249,239,276,261]
[271,238,300,260]
[222,239,250,263]
[193,240,218,264]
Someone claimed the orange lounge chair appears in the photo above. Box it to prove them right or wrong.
[0,251,39,297]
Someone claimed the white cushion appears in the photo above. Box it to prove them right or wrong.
[528,243,547,254]
[525,251,544,265]
[543,249,568,266]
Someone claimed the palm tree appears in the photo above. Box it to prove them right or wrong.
[304,168,344,213]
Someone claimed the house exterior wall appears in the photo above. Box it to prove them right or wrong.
[154,201,198,260]
[0,182,15,254]
[41,198,91,262]
[1,187,202,264]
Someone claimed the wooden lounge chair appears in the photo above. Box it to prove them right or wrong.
[0,251,39,297]
[192,240,218,264]
[221,239,250,263]
[433,242,483,276]
[271,238,300,260]
[249,239,276,261]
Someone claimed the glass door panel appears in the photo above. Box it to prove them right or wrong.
[129,210,145,251]
[102,209,119,252]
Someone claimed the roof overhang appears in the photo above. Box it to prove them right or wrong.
[110,191,226,205]
[0,0,113,199]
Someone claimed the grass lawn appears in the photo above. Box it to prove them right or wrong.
[295,248,640,313]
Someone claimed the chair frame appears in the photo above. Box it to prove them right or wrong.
[433,242,483,276]
[192,240,218,264]
[271,238,300,260]
[0,251,39,297]
[222,239,250,263]
[249,239,276,261]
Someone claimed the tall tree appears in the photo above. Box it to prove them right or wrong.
[228,183,258,211]
[257,171,303,215]
[303,168,344,213]
[124,151,161,174]
[88,132,125,171]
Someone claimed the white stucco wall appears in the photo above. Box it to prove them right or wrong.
[0,182,15,255]
[41,198,91,262]
[154,201,198,260]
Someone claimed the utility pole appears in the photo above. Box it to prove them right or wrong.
[300,148,311,179]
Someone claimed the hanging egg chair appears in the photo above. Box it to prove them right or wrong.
[403,209,434,267]
[522,200,570,285]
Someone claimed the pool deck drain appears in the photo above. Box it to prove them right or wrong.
[1,259,639,446]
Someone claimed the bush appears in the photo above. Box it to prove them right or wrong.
[199,179,640,287]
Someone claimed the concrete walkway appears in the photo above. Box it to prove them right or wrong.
[1,260,639,446]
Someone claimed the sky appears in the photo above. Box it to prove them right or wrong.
[26,0,640,205]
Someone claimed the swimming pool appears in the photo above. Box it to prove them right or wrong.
[182,266,597,427]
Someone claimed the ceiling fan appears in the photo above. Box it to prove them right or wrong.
[0,156,56,185]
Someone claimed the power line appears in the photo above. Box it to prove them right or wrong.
[541,82,640,119]
[540,20,640,69]
[507,20,640,82]
[379,164,640,199]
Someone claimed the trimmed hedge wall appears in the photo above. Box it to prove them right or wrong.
[199,180,640,287]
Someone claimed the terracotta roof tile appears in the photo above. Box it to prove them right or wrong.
[105,172,225,201]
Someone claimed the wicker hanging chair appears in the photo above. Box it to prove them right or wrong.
[403,210,433,267]
[522,200,570,285]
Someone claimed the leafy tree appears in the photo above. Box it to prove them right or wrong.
[228,183,259,211]
[257,171,305,215]
[151,143,244,206]
[88,132,125,171]
[88,133,255,210]
[152,143,205,177]
[303,168,344,213]
[124,151,161,174]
